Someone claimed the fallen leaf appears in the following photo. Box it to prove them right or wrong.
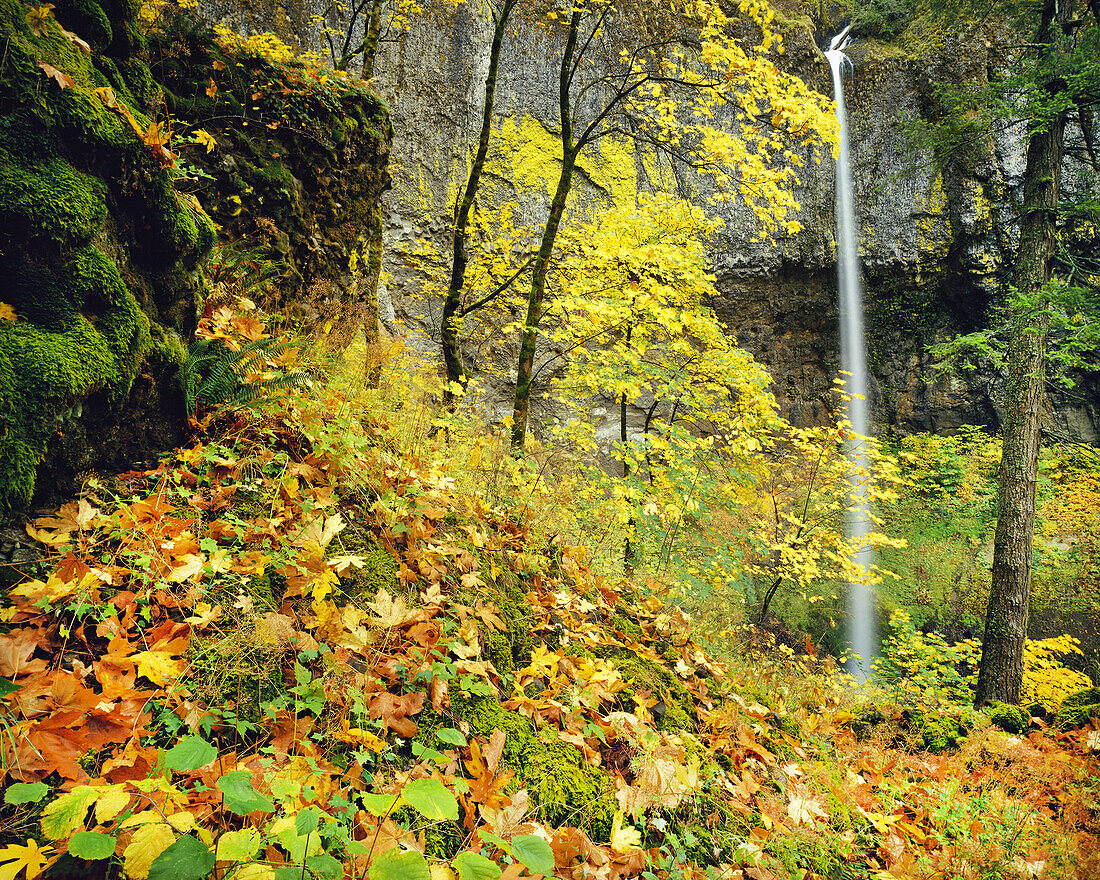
[38,61,73,89]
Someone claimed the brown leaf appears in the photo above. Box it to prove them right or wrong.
[38,61,73,89]
[368,691,425,736]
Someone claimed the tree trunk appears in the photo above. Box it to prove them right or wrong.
[442,0,513,401]
[974,0,1066,706]
[362,203,384,388]
[510,9,580,451]
[510,153,575,449]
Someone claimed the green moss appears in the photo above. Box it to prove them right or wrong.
[903,709,966,753]
[55,0,113,52]
[1054,687,1100,730]
[0,247,151,509]
[337,531,398,599]
[0,142,107,249]
[592,644,696,732]
[447,696,617,840]
[988,703,1027,735]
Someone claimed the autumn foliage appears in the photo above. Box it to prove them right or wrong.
[1,324,1099,880]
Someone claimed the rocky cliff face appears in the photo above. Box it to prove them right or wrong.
[191,0,1099,440]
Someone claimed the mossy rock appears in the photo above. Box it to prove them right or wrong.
[588,643,696,732]
[1054,687,1100,731]
[0,0,215,514]
[987,703,1027,735]
[901,709,967,753]
[438,695,617,841]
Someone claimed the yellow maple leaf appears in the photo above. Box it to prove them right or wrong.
[11,574,81,605]
[609,810,642,852]
[787,791,828,826]
[0,303,17,322]
[131,649,187,686]
[184,602,223,628]
[0,840,52,880]
[123,824,175,880]
[24,4,54,37]
[367,587,410,628]
[192,128,217,152]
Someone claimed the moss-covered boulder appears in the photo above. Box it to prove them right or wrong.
[988,702,1027,735]
[1054,687,1100,731]
[0,0,215,514]
[147,12,392,334]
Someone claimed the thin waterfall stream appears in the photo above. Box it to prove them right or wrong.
[826,29,875,679]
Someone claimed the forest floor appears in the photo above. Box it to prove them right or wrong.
[2,326,1100,880]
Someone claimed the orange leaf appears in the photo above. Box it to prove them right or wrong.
[367,691,425,737]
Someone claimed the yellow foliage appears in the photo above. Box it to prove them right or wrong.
[1021,636,1093,710]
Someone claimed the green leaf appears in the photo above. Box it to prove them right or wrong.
[215,828,263,861]
[435,728,467,747]
[4,782,48,805]
[148,834,215,880]
[368,849,430,880]
[0,677,20,699]
[512,836,554,876]
[217,771,274,815]
[165,736,217,772]
[476,831,510,854]
[452,851,500,880]
[305,854,342,880]
[402,778,457,822]
[296,806,322,836]
[41,786,100,840]
[359,793,400,817]
[68,831,117,860]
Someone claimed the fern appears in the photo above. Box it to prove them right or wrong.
[181,337,311,416]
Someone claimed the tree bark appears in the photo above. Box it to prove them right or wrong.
[442,0,515,401]
[974,0,1067,706]
[362,204,384,388]
[510,9,580,451]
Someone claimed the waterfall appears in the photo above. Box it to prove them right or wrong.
[826,30,875,680]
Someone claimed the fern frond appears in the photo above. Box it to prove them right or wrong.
[181,336,311,416]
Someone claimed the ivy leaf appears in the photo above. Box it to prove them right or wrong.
[295,806,322,836]
[402,778,458,822]
[304,854,342,880]
[3,782,47,805]
[436,728,467,747]
[368,850,430,880]
[511,836,554,876]
[452,852,500,880]
[68,832,117,861]
[359,793,400,817]
[148,835,214,880]
[165,736,217,772]
[217,771,274,815]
